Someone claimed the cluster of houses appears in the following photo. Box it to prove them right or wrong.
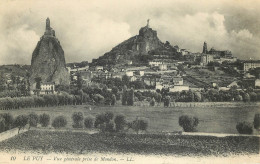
[19,41,260,95]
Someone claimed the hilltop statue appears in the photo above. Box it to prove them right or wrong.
[46,17,50,30]
[147,19,150,28]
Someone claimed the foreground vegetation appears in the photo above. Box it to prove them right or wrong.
[0,104,259,134]
[0,130,258,156]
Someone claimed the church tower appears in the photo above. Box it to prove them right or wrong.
[203,41,208,53]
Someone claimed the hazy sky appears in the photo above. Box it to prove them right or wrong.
[0,0,260,65]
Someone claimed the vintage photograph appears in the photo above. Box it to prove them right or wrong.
[0,0,259,163]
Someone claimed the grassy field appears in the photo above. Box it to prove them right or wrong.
[0,130,258,156]
[0,104,259,134]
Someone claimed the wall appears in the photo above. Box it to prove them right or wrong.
[0,127,28,142]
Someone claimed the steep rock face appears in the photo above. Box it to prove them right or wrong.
[30,18,70,85]
[92,21,178,66]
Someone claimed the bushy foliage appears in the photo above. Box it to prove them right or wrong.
[94,113,106,128]
[94,112,115,132]
[236,122,253,134]
[129,118,148,134]
[104,112,114,123]
[28,113,38,128]
[127,89,134,106]
[253,113,260,129]
[84,116,94,129]
[52,116,67,129]
[105,121,115,132]
[0,92,84,110]
[0,115,5,133]
[150,97,155,106]
[14,115,28,132]
[1,113,14,131]
[72,112,84,128]
[243,93,250,102]
[178,115,199,132]
[114,114,126,132]
[164,96,170,107]
[122,86,127,105]
[111,94,116,105]
[39,113,50,127]
[93,94,104,104]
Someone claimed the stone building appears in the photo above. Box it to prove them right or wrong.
[243,60,260,71]
[201,54,213,66]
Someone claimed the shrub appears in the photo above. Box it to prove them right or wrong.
[94,112,115,132]
[236,122,253,134]
[164,96,170,107]
[52,116,67,129]
[14,115,28,133]
[28,113,38,128]
[93,94,104,104]
[129,118,148,134]
[114,114,126,132]
[94,113,106,128]
[84,116,94,129]
[39,113,50,127]
[111,94,116,105]
[243,93,250,102]
[150,98,155,106]
[2,113,14,130]
[253,113,260,129]
[104,112,114,123]
[105,121,115,132]
[127,89,134,106]
[0,115,5,133]
[72,112,84,128]
[178,115,199,132]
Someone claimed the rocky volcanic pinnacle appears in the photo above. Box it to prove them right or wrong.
[92,19,179,66]
[30,18,70,85]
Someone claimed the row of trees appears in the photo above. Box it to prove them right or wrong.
[91,75,149,91]
[0,92,89,110]
[0,112,149,135]
[0,113,50,133]
[2,112,258,135]
[163,87,260,103]
[71,111,148,134]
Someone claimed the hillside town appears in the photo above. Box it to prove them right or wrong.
[0,18,260,104]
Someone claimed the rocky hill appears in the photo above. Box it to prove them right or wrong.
[30,18,70,86]
[92,20,181,66]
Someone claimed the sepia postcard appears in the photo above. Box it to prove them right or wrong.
[0,0,259,163]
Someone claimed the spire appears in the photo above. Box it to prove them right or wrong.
[46,17,50,30]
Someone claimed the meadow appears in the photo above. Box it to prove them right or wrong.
[0,103,259,134]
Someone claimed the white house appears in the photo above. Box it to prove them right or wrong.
[255,79,260,88]
[126,71,134,77]
[32,82,56,95]
[149,61,163,67]
[95,66,103,71]
[159,64,167,71]
[169,86,189,92]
